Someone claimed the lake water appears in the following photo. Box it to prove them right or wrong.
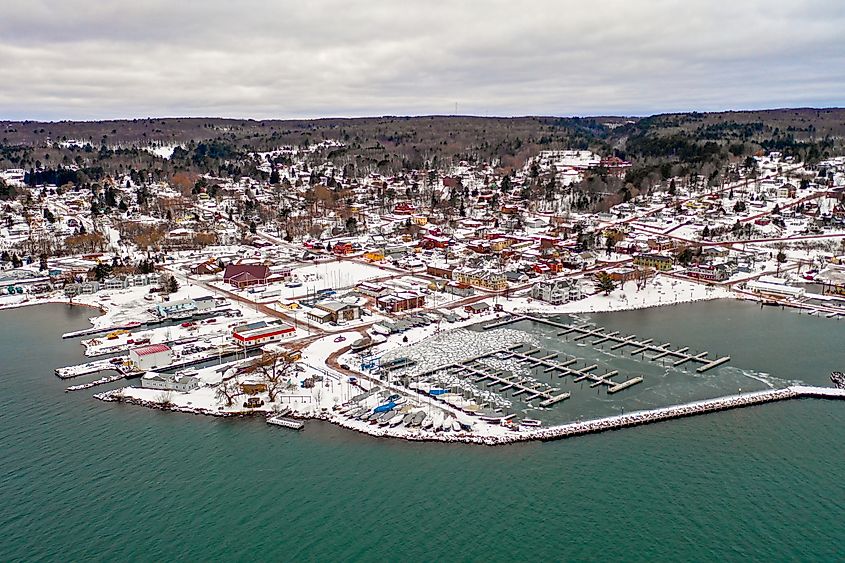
[1,302,843,561]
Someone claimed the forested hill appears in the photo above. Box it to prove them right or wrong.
[1,108,843,189]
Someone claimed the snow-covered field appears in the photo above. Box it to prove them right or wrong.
[505,275,732,315]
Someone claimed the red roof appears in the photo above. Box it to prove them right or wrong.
[224,264,269,282]
[131,344,171,356]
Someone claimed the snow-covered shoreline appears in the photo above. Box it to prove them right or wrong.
[94,384,845,446]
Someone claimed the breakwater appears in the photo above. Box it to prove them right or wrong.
[95,385,845,446]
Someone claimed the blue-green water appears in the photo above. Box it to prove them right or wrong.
[1,303,844,561]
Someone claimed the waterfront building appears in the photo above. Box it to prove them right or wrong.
[530,278,583,305]
[141,371,200,392]
[129,344,173,371]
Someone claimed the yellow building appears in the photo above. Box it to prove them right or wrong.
[364,249,385,262]
[453,268,508,290]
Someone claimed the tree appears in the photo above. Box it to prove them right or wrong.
[39,253,48,272]
[345,216,358,235]
[269,168,280,185]
[249,220,257,234]
[594,272,616,295]
[702,225,711,239]
[668,178,676,196]
[776,245,787,275]
[255,352,295,402]
[676,246,695,266]
[772,203,781,215]
[92,262,112,281]
[167,275,179,294]
[733,200,747,213]
[215,376,241,407]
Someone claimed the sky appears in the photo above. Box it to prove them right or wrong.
[2,0,844,121]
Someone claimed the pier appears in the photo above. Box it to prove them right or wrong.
[410,341,647,410]
[483,314,730,372]
[528,386,845,442]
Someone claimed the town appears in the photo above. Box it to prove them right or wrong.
[3,132,845,443]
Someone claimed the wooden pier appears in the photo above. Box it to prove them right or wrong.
[486,315,731,372]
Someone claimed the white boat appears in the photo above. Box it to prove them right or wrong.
[452,420,462,432]
[389,414,406,428]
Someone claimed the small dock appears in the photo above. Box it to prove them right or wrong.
[267,414,304,430]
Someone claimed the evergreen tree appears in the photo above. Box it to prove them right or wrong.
[594,272,616,295]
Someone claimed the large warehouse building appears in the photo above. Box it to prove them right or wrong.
[129,343,173,371]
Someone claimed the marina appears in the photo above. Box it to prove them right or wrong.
[485,314,731,372]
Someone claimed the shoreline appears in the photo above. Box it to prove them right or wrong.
[93,384,845,446]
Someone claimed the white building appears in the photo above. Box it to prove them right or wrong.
[141,371,200,392]
[530,279,583,305]
[129,344,173,371]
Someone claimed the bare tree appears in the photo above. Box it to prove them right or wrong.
[215,376,241,407]
[255,352,296,402]
[156,390,174,408]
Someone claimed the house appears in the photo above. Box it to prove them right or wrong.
[776,183,797,199]
[64,280,100,296]
[223,264,269,288]
[633,253,674,271]
[504,271,529,284]
[129,344,172,371]
[685,263,729,282]
[308,300,362,324]
[190,260,220,275]
[156,297,214,319]
[606,267,638,282]
[376,291,426,313]
[357,282,390,298]
[530,279,583,305]
[444,282,474,297]
[141,371,200,392]
[332,242,354,255]
[464,301,491,314]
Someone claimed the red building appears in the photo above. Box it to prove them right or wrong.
[376,291,425,313]
[223,264,270,288]
[232,324,295,347]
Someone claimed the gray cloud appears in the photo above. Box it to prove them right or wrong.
[2,0,843,120]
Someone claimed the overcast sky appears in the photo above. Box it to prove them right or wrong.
[2,0,844,120]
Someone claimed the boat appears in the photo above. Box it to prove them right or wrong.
[334,336,347,343]
[520,419,542,427]
[285,281,302,288]
[123,321,142,328]
[389,414,406,428]
[422,418,434,431]
[411,411,426,427]
[402,412,416,425]
[380,411,397,425]
[451,420,462,432]
[831,371,845,389]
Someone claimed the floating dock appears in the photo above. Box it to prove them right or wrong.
[267,416,304,430]
[484,314,730,372]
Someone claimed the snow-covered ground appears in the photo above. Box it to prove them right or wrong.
[505,275,732,315]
